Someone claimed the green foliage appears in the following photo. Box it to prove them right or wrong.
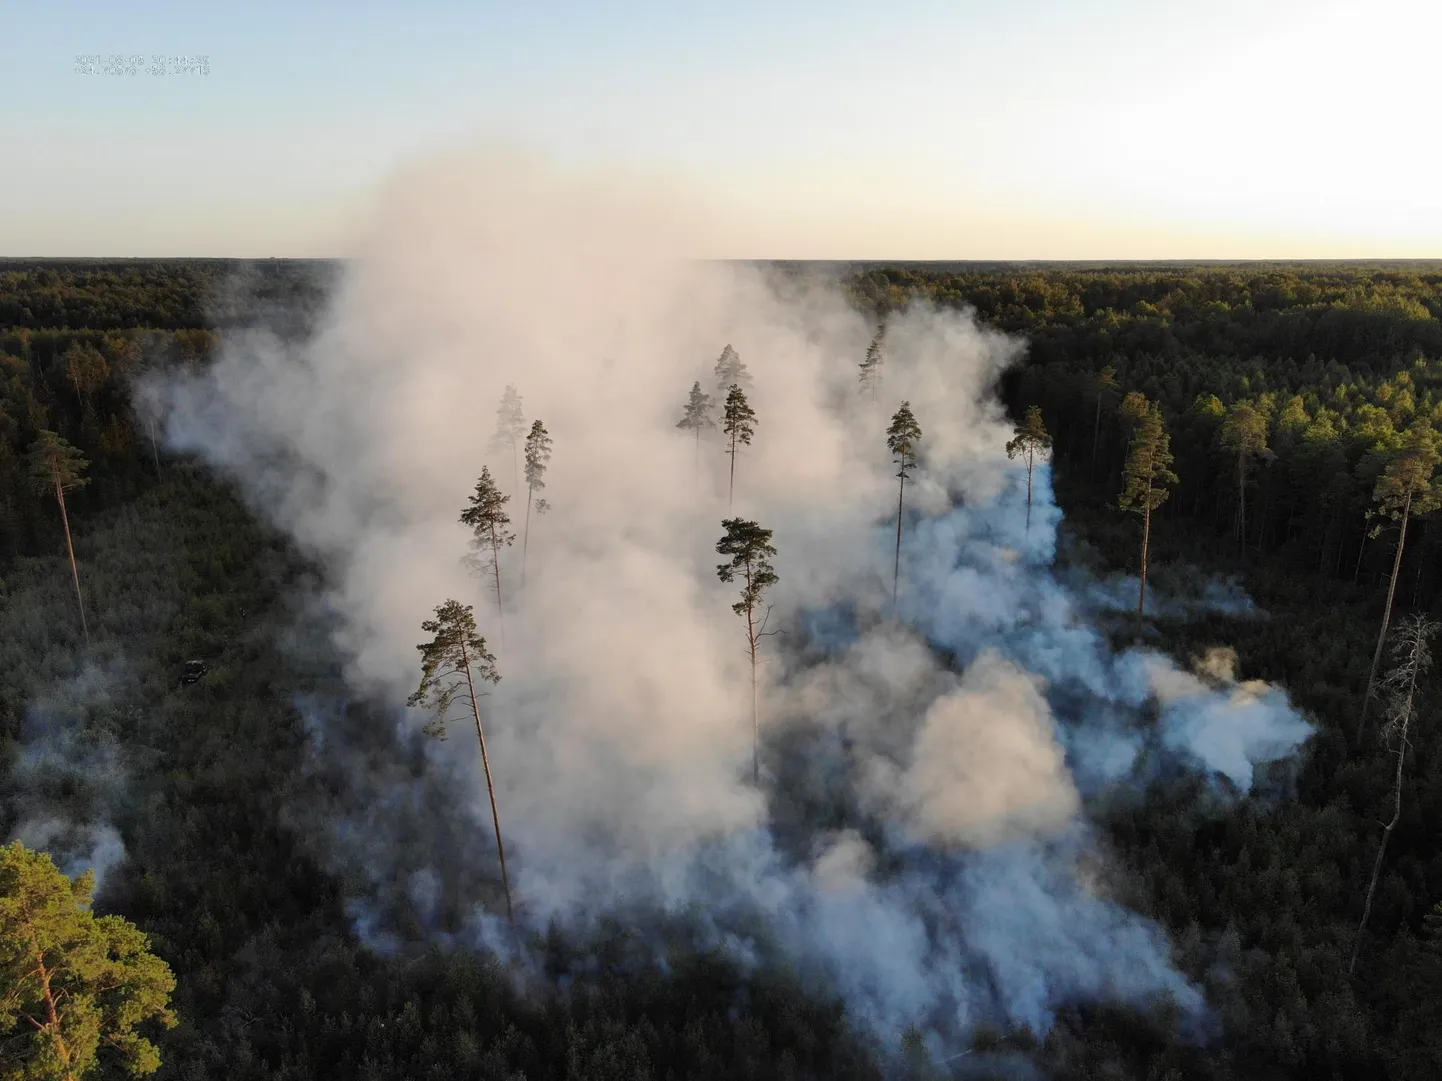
[1118,400,1177,516]
[523,419,552,495]
[25,432,88,498]
[1372,420,1442,520]
[1005,405,1051,464]
[715,518,777,620]
[1,840,177,1080]
[721,385,756,449]
[459,467,513,607]
[886,401,922,480]
[406,600,499,740]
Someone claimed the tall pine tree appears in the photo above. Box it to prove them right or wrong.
[716,518,778,785]
[26,430,91,646]
[1118,399,1177,621]
[676,381,715,479]
[408,600,513,924]
[521,420,552,588]
[722,385,757,507]
[460,467,514,641]
[1358,421,1442,742]
[1006,405,1052,536]
[886,402,922,605]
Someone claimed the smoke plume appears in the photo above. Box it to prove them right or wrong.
[144,148,1314,1059]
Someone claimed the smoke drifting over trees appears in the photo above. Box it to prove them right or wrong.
[146,152,1316,1061]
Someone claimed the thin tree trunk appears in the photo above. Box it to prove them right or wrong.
[54,467,89,647]
[488,522,506,647]
[146,414,162,479]
[1359,496,1412,743]
[745,559,758,785]
[461,639,513,925]
[1353,526,1368,585]
[694,425,700,483]
[893,472,906,606]
[521,486,532,590]
[728,432,737,507]
[1024,451,1034,536]
[1138,500,1152,621]
[1350,668,1414,975]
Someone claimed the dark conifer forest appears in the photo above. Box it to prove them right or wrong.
[5,257,1442,1079]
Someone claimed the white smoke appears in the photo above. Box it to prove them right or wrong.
[143,148,1313,1058]
[5,663,130,891]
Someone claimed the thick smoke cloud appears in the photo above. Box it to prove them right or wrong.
[144,148,1312,1057]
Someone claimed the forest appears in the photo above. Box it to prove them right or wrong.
[4,257,1442,1080]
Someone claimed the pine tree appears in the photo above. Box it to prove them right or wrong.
[1006,405,1052,536]
[0,840,177,1080]
[489,385,527,494]
[713,344,751,397]
[716,518,778,785]
[26,430,91,646]
[675,381,715,478]
[1090,364,1118,482]
[408,600,512,924]
[1118,399,1177,621]
[1358,421,1442,743]
[858,324,885,402]
[521,420,552,588]
[460,467,514,640]
[63,343,108,417]
[721,385,757,507]
[1350,612,1437,975]
[886,402,922,605]
[1220,401,1269,555]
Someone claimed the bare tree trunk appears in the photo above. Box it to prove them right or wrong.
[54,467,89,647]
[146,414,162,479]
[745,559,759,785]
[1024,451,1034,537]
[728,432,737,507]
[893,472,906,606]
[1350,659,1415,975]
[461,639,513,925]
[488,523,506,647]
[521,486,532,590]
[1359,496,1411,744]
[1353,526,1368,585]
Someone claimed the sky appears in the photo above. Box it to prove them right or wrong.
[2,0,1437,259]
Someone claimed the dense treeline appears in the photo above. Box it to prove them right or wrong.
[5,260,1442,1078]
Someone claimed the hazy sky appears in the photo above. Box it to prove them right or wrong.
[3,0,1436,259]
